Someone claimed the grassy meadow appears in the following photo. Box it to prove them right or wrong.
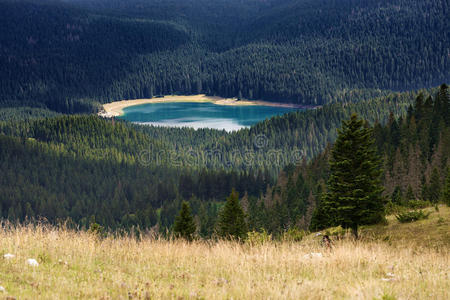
[0,206,449,299]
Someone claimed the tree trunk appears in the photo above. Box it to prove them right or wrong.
[351,225,358,239]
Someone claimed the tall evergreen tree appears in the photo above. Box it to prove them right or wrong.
[391,186,403,204]
[310,200,334,231]
[319,114,385,238]
[442,169,450,206]
[405,185,416,202]
[217,189,248,240]
[428,168,441,203]
[173,201,197,241]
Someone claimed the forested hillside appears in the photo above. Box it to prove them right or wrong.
[1,88,424,176]
[0,107,60,121]
[252,85,450,234]
[0,0,448,112]
[0,125,269,232]
[0,86,446,234]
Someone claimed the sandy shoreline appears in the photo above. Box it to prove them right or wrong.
[99,94,307,118]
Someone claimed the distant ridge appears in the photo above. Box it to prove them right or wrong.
[0,0,448,112]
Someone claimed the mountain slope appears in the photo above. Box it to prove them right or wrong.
[0,0,448,112]
[0,86,443,232]
[249,85,450,233]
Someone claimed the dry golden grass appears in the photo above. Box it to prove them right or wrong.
[0,207,449,299]
[361,205,450,249]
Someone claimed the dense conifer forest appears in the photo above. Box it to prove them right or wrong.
[0,85,448,235]
[261,85,450,234]
[0,0,449,237]
[0,0,448,112]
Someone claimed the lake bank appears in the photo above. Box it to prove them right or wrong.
[99,95,309,118]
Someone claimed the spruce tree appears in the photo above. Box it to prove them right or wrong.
[442,169,450,206]
[437,84,449,125]
[217,189,248,240]
[310,200,334,231]
[405,185,415,202]
[173,201,196,241]
[428,168,441,203]
[391,186,403,204]
[321,114,385,238]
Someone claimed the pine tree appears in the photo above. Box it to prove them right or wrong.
[405,185,415,202]
[309,199,334,231]
[173,201,197,241]
[320,114,385,238]
[428,168,441,203]
[437,84,449,125]
[217,189,248,240]
[442,169,450,206]
[25,202,35,219]
[391,186,403,204]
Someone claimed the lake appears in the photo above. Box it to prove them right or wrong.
[119,102,303,131]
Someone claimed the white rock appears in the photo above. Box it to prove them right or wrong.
[303,252,323,259]
[381,277,395,282]
[26,258,39,267]
[0,286,5,292]
[3,253,15,259]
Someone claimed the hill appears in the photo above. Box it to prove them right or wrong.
[0,206,448,299]
[0,0,448,112]
[241,84,450,233]
[0,85,447,233]
[0,87,435,232]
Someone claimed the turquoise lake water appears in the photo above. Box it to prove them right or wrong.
[119,102,302,131]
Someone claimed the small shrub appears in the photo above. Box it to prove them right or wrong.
[88,222,105,237]
[281,228,307,242]
[325,225,346,238]
[385,201,402,214]
[395,210,431,223]
[38,252,51,264]
[246,230,272,246]
[405,200,431,209]
[380,294,397,300]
